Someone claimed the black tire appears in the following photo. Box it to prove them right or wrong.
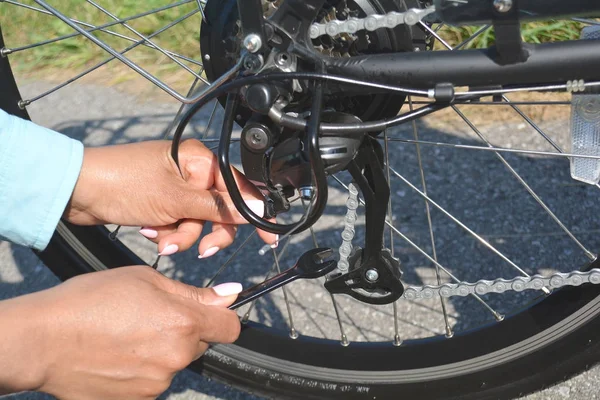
[2,13,600,400]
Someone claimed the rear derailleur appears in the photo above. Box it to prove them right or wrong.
[237,105,404,305]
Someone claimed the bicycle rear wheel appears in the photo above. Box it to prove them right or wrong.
[2,2,600,399]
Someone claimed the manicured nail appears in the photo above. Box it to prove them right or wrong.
[213,282,243,297]
[271,235,279,249]
[139,228,158,239]
[244,199,265,218]
[158,244,178,256]
[198,246,220,259]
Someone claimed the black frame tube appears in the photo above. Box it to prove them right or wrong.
[325,39,600,89]
[435,0,600,25]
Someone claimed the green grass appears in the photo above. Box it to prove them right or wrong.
[0,1,588,77]
[0,0,201,74]
[438,20,585,49]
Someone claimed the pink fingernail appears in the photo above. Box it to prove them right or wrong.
[198,246,220,259]
[213,282,243,297]
[158,244,179,256]
[244,199,265,218]
[271,235,279,249]
[139,228,158,239]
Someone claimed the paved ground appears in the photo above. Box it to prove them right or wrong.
[2,81,600,399]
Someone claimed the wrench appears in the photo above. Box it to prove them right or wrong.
[228,248,336,310]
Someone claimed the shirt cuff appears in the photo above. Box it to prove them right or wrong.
[0,109,83,251]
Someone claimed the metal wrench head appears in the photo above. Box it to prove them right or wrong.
[296,248,336,279]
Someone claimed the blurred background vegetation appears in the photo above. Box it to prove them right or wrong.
[0,0,586,79]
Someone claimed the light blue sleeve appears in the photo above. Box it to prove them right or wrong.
[0,109,83,251]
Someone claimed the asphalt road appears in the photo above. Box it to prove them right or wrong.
[2,80,600,400]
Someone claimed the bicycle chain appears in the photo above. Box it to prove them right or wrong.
[336,185,600,300]
[310,6,435,39]
[323,7,600,299]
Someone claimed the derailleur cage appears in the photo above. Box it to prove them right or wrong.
[325,136,405,304]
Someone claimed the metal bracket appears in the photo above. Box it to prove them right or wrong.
[492,0,529,65]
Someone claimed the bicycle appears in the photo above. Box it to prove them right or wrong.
[2,0,600,398]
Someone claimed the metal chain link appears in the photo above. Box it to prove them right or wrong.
[337,183,359,272]
[310,6,435,39]
[337,184,600,300]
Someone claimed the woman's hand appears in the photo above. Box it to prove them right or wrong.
[65,139,276,257]
[0,266,242,399]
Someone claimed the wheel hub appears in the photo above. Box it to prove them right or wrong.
[200,0,426,125]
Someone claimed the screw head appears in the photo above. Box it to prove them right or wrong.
[243,34,262,53]
[275,52,291,68]
[244,127,270,151]
[365,269,379,282]
[493,0,513,13]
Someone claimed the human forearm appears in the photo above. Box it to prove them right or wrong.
[0,292,49,394]
[0,108,83,251]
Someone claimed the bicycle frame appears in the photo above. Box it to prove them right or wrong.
[238,0,600,91]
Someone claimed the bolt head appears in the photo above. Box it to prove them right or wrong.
[365,269,379,282]
[244,127,270,151]
[243,34,262,53]
[493,0,513,13]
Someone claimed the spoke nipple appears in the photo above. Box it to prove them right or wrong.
[341,335,349,347]
[393,334,402,347]
[108,226,121,241]
[204,54,211,61]
[445,327,454,339]
[494,312,505,322]
[289,329,299,339]
[151,255,161,270]
[0,47,12,57]
[542,286,552,295]
[18,99,31,109]
[241,313,250,324]
[258,244,270,256]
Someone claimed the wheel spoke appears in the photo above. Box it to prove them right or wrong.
[330,175,504,321]
[408,100,571,106]
[301,198,349,346]
[2,0,202,67]
[389,166,545,292]
[272,247,299,339]
[383,129,403,346]
[85,0,205,81]
[28,0,223,104]
[454,25,491,50]
[383,138,600,160]
[17,7,202,108]
[201,101,220,139]
[241,237,293,323]
[205,231,257,288]
[451,105,596,261]
[572,18,600,26]
[408,97,454,338]
[500,94,600,195]
[162,77,205,139]
[420,22,452,49]
[421,23,490,51]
